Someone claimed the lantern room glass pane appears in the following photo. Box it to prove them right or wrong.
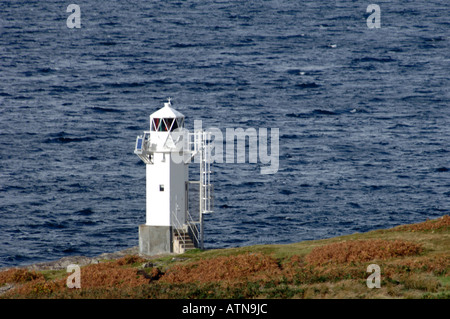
[164,118,174,131]
[152,118,161,131]
[172,119,179,131]
[161,118,168,131]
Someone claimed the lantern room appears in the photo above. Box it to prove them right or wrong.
[149,99,185,133]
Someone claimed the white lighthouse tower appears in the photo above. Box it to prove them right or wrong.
[134,99,213,255]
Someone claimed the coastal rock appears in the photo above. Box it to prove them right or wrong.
[96,246,140,260]
[0,246,141,272]
[25,256,99,271]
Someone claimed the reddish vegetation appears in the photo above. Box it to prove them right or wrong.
[392,215,450,232]
[161,253,282,284]
[384,253,450,277]
[0,255,150,297]
[115,255,146,266]
[305,239,423,265]
[0,268,44,284]
[75,257,149,290]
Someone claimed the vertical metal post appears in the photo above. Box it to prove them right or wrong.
[200,208,204,250]
[199,131,204,249]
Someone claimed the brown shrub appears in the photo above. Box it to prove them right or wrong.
[0,268,44,284]
[115,255,146,266]
[392,215,450,232]
[305,239,423,265]
[160,253,282,284]
[279,256,306,279]
[385,253,450,277]
[8,278,65,297]
[278,255,366,284]
[76,260,149,289]
[1,257,151,298]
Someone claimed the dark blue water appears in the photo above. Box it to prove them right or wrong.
[1,0,449,268]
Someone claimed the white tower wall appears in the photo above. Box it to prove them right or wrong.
[146,152,188,227]
[169,156,188,226]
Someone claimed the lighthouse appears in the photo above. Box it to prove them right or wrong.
[134,99,213,255]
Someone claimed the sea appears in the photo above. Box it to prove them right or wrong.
[0,0,449,268]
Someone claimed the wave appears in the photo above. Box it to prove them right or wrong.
[104,82,150,88]
[75,208,96,216]
[44,132,94,144]
[90,106,124,113]
[351,56,395,64]
[296,82,321,88]
[45,136,94,143]
[285,109,341,118]
[312,109,337,115]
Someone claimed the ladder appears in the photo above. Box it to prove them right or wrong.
[200,131,213,215]
[189,131,214,249]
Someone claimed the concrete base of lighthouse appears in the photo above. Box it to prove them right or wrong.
[138,225,173,256]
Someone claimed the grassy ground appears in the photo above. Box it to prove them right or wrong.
[1,215,448,299]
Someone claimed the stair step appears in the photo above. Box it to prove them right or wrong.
[173,227,198,253]
[174,235,191,240]
[174,232,190,236]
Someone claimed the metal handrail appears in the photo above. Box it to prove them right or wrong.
[171,210,186,249]
[186,209,200,247]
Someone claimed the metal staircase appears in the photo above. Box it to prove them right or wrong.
[171,201,200,254]
[173,228,196,254]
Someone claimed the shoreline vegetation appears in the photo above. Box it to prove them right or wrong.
[0,215,448,299]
